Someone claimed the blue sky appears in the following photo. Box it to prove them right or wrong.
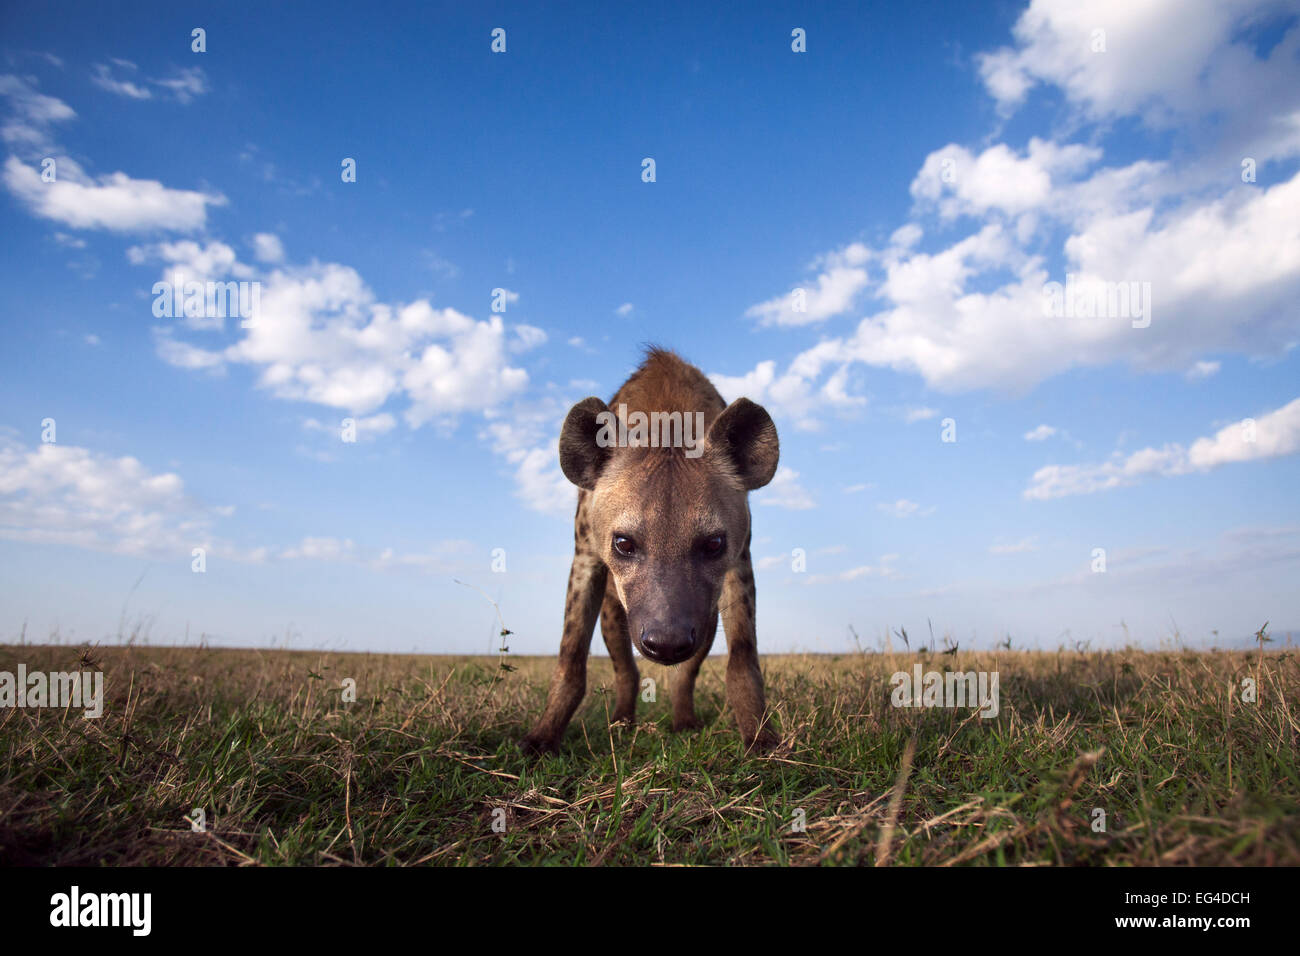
[2,0,1298,654]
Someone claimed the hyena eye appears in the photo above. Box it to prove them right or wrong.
[700,534,726,558]
[612,535,638,557]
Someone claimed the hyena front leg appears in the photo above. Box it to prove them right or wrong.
[522,553,607,754]
[721,549,776,751]
[599,582,639,724]
[669,612,717,731]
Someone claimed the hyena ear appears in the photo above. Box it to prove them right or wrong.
[559,396,613,490]
[706,398,780,490]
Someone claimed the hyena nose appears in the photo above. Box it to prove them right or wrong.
[641,625,696,664]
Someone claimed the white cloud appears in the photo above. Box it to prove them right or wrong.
[1188,399,1300,469]
[0,74,75,152]
[509,445,575,514]
[615,302,634,317]
[745,242,870,327]
[252,233,284,264]
[280,535,472,574]
[481,396,575,514]
[2,76,223,233]
[356,412,397,437]
[130,238,255,285]
[5,155,226,232]
[1025,445,1186,499]
[1185,360,1221,381]
[0,436,234,559]
[911,138,1101,220]
[754,467,815,510]
[151,67,208,104]
[976,0,1300,157]
[0,435,476,568]
[302,413,396,442]
[91,62,151,99]
[904,406,937,423]
[723,3,1300,421]
[401,311,532,426]
[135,241,558,512]
[509,324,547,353]
[1024,424,1057,441]
[725,168,1300,400]
[432,208,474,232]
[805,553,900,583]
[134,244,539,425]
[424,252,459,279]
[129,239,255,331]
[1025,396,1300,499]
[890,223,923,250]
[711,345,864,431]
[91,62,208,103]
[370,542,473,573]
[837,554,900,580]
[877,498,935,518]
[990,537,1039,554]
[280,536,355,561]
[154,334,226,370]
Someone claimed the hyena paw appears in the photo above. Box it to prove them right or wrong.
[520,732,560,756]
[672,715,702,733]
[743,726,779,753]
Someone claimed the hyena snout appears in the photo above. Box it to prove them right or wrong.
[636,619,697,665]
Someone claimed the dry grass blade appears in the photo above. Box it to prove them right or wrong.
[874,737,917,866]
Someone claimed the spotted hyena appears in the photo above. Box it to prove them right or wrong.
[522,348,779,754]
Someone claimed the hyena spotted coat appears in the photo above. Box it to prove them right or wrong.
[522,348,780,754]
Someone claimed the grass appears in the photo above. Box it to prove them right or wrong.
[1,642,1297,865]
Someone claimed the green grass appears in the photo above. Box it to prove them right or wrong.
[1,643,1297,865]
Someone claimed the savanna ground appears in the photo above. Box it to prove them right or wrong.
[1,640,1297,866]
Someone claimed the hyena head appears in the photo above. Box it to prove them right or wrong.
[559,396,779,665]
